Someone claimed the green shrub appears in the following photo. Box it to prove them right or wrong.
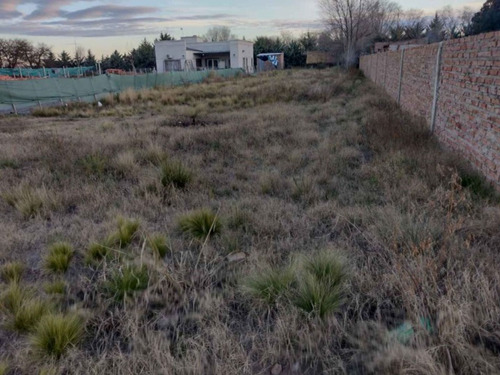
[31,313,84,358]
[160,160,192,189]
[243,266,294,305]
[105,264,149,301]
[1,261,25,283]
[178,209,222,241]
[148,234,170,258]
[45,242,74,274]
[44,280,66,295]
[292,253,346,318]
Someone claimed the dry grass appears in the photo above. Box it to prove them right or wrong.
[0,69,498,374]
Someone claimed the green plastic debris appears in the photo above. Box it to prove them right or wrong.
[390,317,433,344]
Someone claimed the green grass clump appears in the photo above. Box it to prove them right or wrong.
[45,242,74,274]
[178,209,222,241]
[114,217,140,248]
[1,186,58,219]
[80,153,108,179]
[0,283,31,313]
[105,264,149,301]
[44,280,66,295]
[160,160,192,189]
[292,253,347,318]
[460,171,496,200]
[1,261,25,283]
[0,159,19,169]
[86,237,115,263]
[148,234,170,258]
[10,298,51,332]
[0,362,8,375]
[31,313,84,358]
[243,266,294,305]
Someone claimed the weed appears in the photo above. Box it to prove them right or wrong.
[105,264,149,301]
[32,313,84,358]
[293,253,347,318]
[1,261,25,283]
[44,242,74,274]
[148,234,170,258]
[160,160,192,189]
[243,266,294,305]
[178,209,222,241]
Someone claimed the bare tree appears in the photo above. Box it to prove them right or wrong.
[25,43,52,68]
[73,45,86,66]
[319,0,399,67]
[204,26,236,42]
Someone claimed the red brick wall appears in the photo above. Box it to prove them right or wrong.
[360,31,500,189]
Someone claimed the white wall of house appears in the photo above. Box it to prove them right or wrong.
[155,38,254,73]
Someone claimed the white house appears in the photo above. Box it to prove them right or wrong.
[154,36,254,73]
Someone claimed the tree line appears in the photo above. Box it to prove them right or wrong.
[320,0,500,67]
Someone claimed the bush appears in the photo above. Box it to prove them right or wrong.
[292,252,346,318]
[178,209,222,241]
[31,313,84,358]
[160,160,192,189]
[105,264,149,301]
[1,261,25,283]
[243,266,294,305]
[80,153,109,179]
[45,242,74,274]
[148,234,170,258]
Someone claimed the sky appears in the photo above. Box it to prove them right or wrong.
[0,0,484,57]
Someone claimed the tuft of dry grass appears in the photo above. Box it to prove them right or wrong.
[1,186,59,219]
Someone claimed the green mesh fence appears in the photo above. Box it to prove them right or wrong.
[0,67,95,78]
[0,69,244,113]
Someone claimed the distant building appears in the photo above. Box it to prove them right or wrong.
[256,53,284,72]
[306,51,339,67]
[154,36,254,73]
[373,38,428,53]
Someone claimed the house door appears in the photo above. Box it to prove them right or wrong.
[207,59,219,70]
[165,60,181,72]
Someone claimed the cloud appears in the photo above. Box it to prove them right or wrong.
[62,5,157,20]
[0,0,23,19]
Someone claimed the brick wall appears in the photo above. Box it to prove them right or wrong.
[360,31,500,189]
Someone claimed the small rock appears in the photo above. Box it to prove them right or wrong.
[271,363,282,375]
[97,101,103,107]
[227,251,246,263]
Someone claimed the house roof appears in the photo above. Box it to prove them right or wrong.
[257,53,283,57]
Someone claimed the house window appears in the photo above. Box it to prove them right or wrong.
[207,59,219,70]
[165,60,181,72]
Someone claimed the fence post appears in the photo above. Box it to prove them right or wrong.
[11,103,17,115]
[375,53,379,84]
[430,42,444,133]
[383,53,388,88]
[397,49,405,105]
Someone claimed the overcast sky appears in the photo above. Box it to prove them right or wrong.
[0,0,484,57]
